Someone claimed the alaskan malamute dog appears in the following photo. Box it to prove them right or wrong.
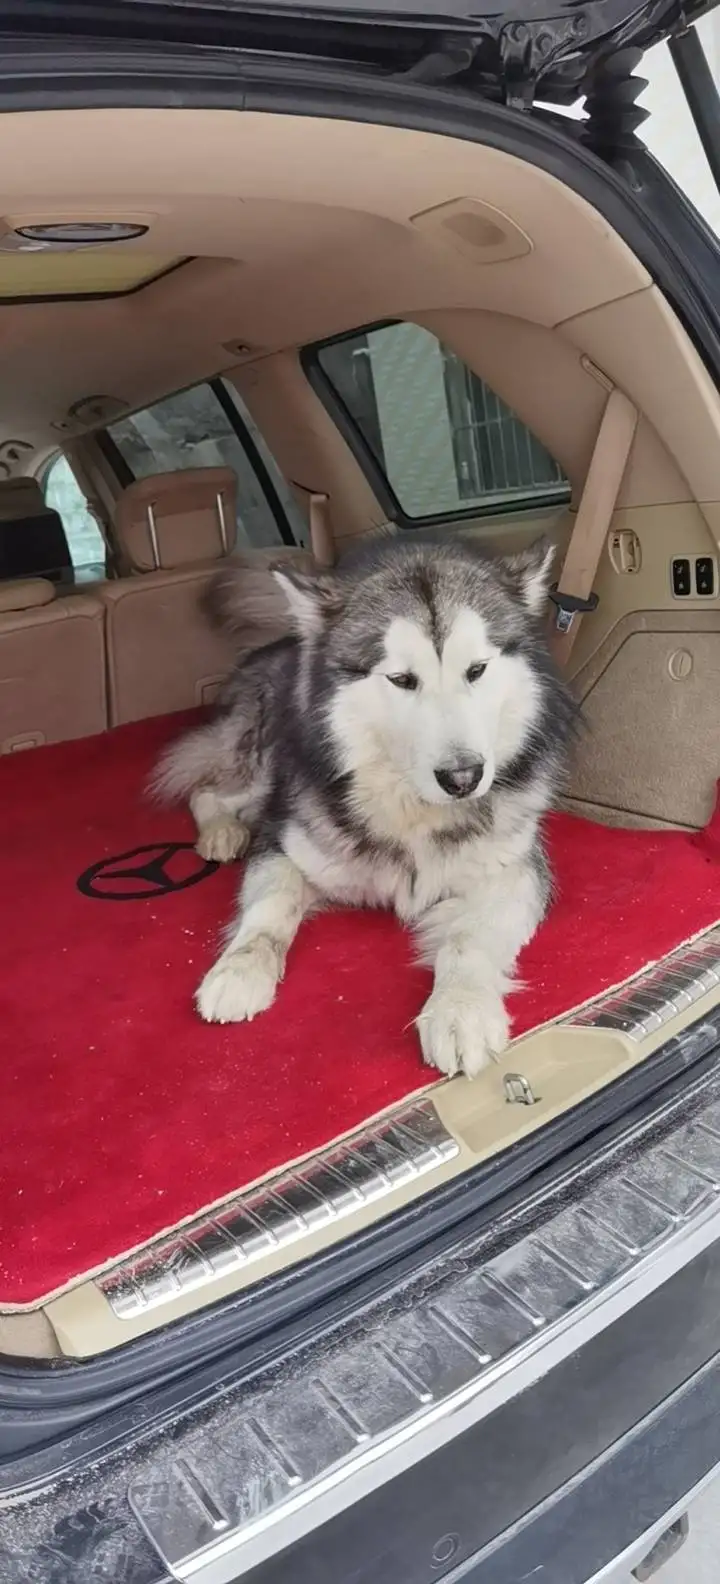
[155,537,576,1077]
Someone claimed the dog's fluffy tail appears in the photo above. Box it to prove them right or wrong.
[200,547,315,651]
[153,552,315,805]
[150,722,224,804]
[151,710,255,805]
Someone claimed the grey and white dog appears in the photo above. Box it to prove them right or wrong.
[155,536,577,1078]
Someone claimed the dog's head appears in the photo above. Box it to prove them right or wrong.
[273,537,561,806]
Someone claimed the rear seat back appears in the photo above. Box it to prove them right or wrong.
[0,577,106,753]
[102,468,240,725]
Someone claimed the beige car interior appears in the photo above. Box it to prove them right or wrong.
[1,105,720,1357]
[0,476,107,753]
[104,467,241,723]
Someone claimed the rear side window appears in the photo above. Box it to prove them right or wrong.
[107,380,301,549]
[309,322,569,523]
[42,455,106,582]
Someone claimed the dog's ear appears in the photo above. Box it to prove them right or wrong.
[496,537,555,616]
[272,567,346,637]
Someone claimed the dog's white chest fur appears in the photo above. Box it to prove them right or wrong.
[281,805,528,925]
[282,817,411,911]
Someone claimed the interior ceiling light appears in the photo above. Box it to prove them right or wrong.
[0,250,184,299]
[14,221,148,247]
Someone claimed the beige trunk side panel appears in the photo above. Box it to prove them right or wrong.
[569,605,720,829]
[229,323,690,559]
[568,503,720,677]
[572,627,720,829]
[416,308,690,512]
[559,286,720,513]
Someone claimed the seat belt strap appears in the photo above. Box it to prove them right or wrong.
[549,386,638,666]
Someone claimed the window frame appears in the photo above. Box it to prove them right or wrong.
[37,449,109,581]
[210,378,297,548]
[301,319,572,529]
[98,376,298,549]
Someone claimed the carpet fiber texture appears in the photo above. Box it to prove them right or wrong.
[2,714,719,1304]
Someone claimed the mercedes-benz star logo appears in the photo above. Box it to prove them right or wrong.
[77,842,218,901]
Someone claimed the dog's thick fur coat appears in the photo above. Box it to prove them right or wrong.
[155,537,577,1076]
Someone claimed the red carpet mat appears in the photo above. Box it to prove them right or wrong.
[1,714,720,1306]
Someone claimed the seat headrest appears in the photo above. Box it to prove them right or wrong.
[0,577,55,613]
[0,478,47,521]
[114,468,238,573]
[0,478,73,584]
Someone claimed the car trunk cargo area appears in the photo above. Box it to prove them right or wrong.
[2,707,720,1340]
[1,89,720,1358]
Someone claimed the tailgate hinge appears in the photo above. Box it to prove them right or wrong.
[398,32,485,85]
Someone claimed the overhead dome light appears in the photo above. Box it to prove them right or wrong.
[14,221,148,246]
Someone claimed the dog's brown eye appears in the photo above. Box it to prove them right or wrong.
[388,672,419,691]
[465,662,488,684]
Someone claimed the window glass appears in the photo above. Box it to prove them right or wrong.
[108,382,292,550]
[43,454,106,581]
[314,322,569,521]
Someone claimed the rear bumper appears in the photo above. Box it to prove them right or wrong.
[3,1263,719,1584]
[242,1239,720,1584]
[444,1356,720,1584]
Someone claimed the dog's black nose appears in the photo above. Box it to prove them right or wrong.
[434,761,484,798]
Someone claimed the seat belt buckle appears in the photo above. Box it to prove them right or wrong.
[548,584,599,634]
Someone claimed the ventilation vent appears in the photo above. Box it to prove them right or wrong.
[409,198,532,264]
[67,395,129,426]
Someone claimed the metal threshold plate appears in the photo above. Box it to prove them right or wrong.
[566,926,720,1040]
[99,926,720,1326]
[100,1098,458,1321]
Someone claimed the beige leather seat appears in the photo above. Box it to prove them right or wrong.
[102,468,241,725]
[0,577,106,753]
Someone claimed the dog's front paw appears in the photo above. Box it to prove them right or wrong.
[196,817,250,864]
[416,985,509,1078]
[196,939,280,1023]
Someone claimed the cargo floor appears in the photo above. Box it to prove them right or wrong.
[2,713,720,1307]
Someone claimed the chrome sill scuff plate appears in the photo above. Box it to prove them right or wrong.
[129,1039,720,1584]
[100,1098,458,1321]
[102,926,720,1325]
[565,925,720,1040]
